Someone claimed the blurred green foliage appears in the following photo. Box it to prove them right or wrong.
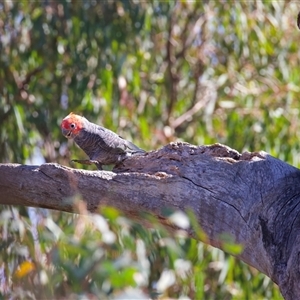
[1,0,300,298]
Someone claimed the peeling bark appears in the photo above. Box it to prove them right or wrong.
[0,142,299,299]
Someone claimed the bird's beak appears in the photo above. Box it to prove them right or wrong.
[61,127,72,138]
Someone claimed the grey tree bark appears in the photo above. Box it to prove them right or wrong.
[0,142,299,299]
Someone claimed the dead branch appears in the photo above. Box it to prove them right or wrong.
[0,142,299,299]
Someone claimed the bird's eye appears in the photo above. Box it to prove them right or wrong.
[70,123,75,129]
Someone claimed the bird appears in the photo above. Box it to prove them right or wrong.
[61,112,145,170]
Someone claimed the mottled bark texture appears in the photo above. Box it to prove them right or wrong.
[0,142,299,299]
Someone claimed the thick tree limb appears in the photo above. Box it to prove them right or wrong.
[0,142,299,299]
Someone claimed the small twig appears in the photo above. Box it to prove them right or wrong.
[17,66,44,90]
[171,81,212,129]
[171,97,207,130]
[166,8,178,122]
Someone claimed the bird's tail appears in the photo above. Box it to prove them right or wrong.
[126,141,146,155]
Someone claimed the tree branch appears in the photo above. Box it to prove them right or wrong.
[0,142,299,299]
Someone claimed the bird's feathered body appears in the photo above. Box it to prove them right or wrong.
[61,113,145,169]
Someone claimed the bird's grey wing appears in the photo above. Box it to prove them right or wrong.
[93,125,132,154]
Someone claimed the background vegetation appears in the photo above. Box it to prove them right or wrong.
[1,0,299,298]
